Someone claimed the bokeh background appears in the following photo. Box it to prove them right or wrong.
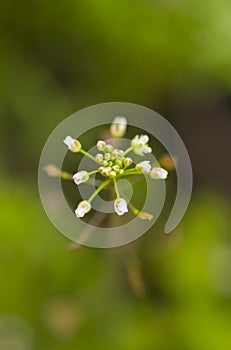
[0,1,231,349]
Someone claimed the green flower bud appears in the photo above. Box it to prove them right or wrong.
[124,157,133,167]
[97,140,106,151]
[104,153,111,161]
[95,153,104,163]
[113,165,120,172]
[115,158,123,167]
[109,171,117,178]
[105,144,114,153]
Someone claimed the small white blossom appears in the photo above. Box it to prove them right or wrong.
[75,201,91,218]
[114,198,128,216]
[131,135,152,156]
[110,116,127,138]
[73,171,89,185]
[150,167,168,179]
[136,161,151,173]
[63,136,81,152]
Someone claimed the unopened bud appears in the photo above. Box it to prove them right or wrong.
[95,153,104,163]
[124,157,133,167]
[97,140,106,151]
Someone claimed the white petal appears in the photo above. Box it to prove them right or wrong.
[136,161,151,173]
[150,167,168,179]
[63,136,74,148]
[140,135,149,144]
[143,146,152,154]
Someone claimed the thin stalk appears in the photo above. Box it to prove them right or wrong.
[60,171,73,180]
[123,146,133,156]
[113,178,120,199]
[87,179,111,203]
[118,171,143,177]
[80,149,99,163]
[88,170,99,176]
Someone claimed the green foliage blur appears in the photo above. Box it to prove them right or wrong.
[0,1,231,349]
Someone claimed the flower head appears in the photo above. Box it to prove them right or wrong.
[150,167,168,179]
[73,170,89,185]
[110,116,127,138]
[136,160,151,173]
[46,117,172,223]
[63,136,81,152]
[131,135,152,156]
[114,198,128,216]
[75,201,91,218]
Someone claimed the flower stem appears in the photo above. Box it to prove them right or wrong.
[88,170,99,176]
[118,171,143,177]
[80,149,99,163]
[128,202,140,215]
[113,178,120,199]
[61,171,73,180]
[123,146,133,156]
[87,179,111,203]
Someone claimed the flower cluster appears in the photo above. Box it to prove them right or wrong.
[45,116,170,220]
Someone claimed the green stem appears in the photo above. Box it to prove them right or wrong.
[118,171,143,177]
[80,149,99,163]
[60,171,73,180]
[88,179,111,203]
[113,178,120,199]
[88,170,99,176]
[123,167,137,172]
[123,146,133,156]
[128,202,140,215]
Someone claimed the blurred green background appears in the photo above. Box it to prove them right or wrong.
[0,1,231,349]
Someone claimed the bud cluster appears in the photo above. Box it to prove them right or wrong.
[96,141,133,179]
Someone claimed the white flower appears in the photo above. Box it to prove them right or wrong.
[73,171,89,185]
[110,116,127,138]
[75,201,91,218]
[150,167,168,179]
[63,136,81,152]
[136,161,151,173]
[131,135,152,156]
[114,198,128,216]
